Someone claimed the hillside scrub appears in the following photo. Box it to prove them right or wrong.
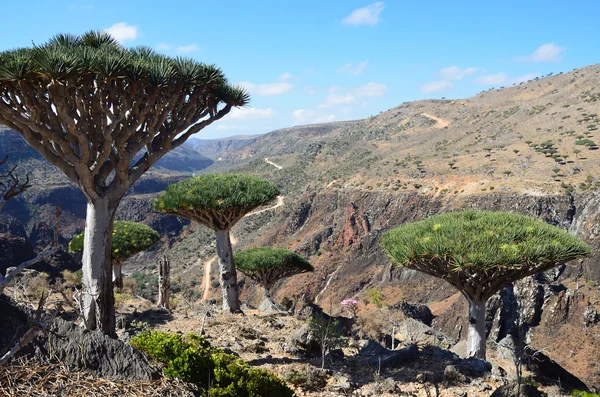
[153,174,279,312]
[69,221,160,290]
[381,210,591,359]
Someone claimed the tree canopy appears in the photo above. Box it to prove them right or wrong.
[0,31,249,199]
[234,248,314,288]
[69,221,160,264]
[153,174,280,230]
[381,210,590,300]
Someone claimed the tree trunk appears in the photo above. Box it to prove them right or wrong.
[466,298,487,359]
[81,198,117,337]
[113,262,123,290]
[157,255,170,309]
[215,229,241,313]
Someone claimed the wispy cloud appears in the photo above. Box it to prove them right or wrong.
[473,72,507,86]
[517,43,566,62]
[474,72,540,86]
[175,43,198,54]
[240,82,293,96]
[292,109,336,124]
[353,82,386,97]
[318,82,386,107]
[319,94,355,108]
[279,72,293,81]
[420,80,454,93]
[227,107,276,120]
[303,85,319,95]
[338,61,368,75]
[342,2,384,26]
[156,43,199,54]
[440,66,480,81]
[104,22,138,44]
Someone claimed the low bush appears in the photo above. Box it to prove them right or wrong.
[283,365,328,391]
[131,331,294,397]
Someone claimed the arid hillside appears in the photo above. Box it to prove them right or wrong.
[1,64,600,391]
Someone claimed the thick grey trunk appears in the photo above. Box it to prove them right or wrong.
[157,256,170,309]
[113,262,123,290]
[466,298,487,359]
[216,229,241,313]
[81,198,117,336]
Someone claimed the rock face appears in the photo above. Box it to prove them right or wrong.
[37,318,160,380]
[269,190,600,389]
[393,300,434,326]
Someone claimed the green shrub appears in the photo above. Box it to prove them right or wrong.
[571,391,600,397]
[131,331,294,397]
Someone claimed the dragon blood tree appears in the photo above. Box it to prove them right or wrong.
[0,32,248,335]
[234,247,314,310]
[69,221,160,290]
[153,174,279,313]
[380,210,590,359]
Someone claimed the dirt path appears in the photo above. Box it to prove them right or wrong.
[421,112,451,128]
[264,157,283,169]
[314,265,342,304]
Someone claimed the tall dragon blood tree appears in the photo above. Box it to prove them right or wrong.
[381,210,590,359]
[154,174,280,313]
[0,32,248,335]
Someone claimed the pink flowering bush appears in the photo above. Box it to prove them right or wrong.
[341,298,359,318]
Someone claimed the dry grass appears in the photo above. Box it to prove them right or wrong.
[0,358,196,397]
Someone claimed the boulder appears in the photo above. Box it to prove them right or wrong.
[397,318,455,347]
[391,301,434,326]
[359,339,389,356]
[367,344,418,368]
[454,357,492,378]
[491,384,547,397]
[290,323,320,356]
[35,317,160,380]
[444,365,467,384]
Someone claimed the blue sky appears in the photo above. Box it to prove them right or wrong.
[1,1,599,139]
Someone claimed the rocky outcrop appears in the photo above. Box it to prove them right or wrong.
[339,202,370,247]
[36,317,160,380]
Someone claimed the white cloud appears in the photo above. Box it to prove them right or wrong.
[240,82,293,96]
[517,43,566,62]
[279,72,293,81]
[303,85,319,95]
[342,2,384,26]
[104,22,138,44]
[353,82,386,97]
[156,43,171,51]
[473,72,508,86]
[227,107,276,120]
[175,44,198,54]
[338,61,368,75]
[319,94,355,108]
[473,72,540,86]
[511,72,540,84]
[292,109,336,123]
[420,80,454,93]
[440,66,480,81]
